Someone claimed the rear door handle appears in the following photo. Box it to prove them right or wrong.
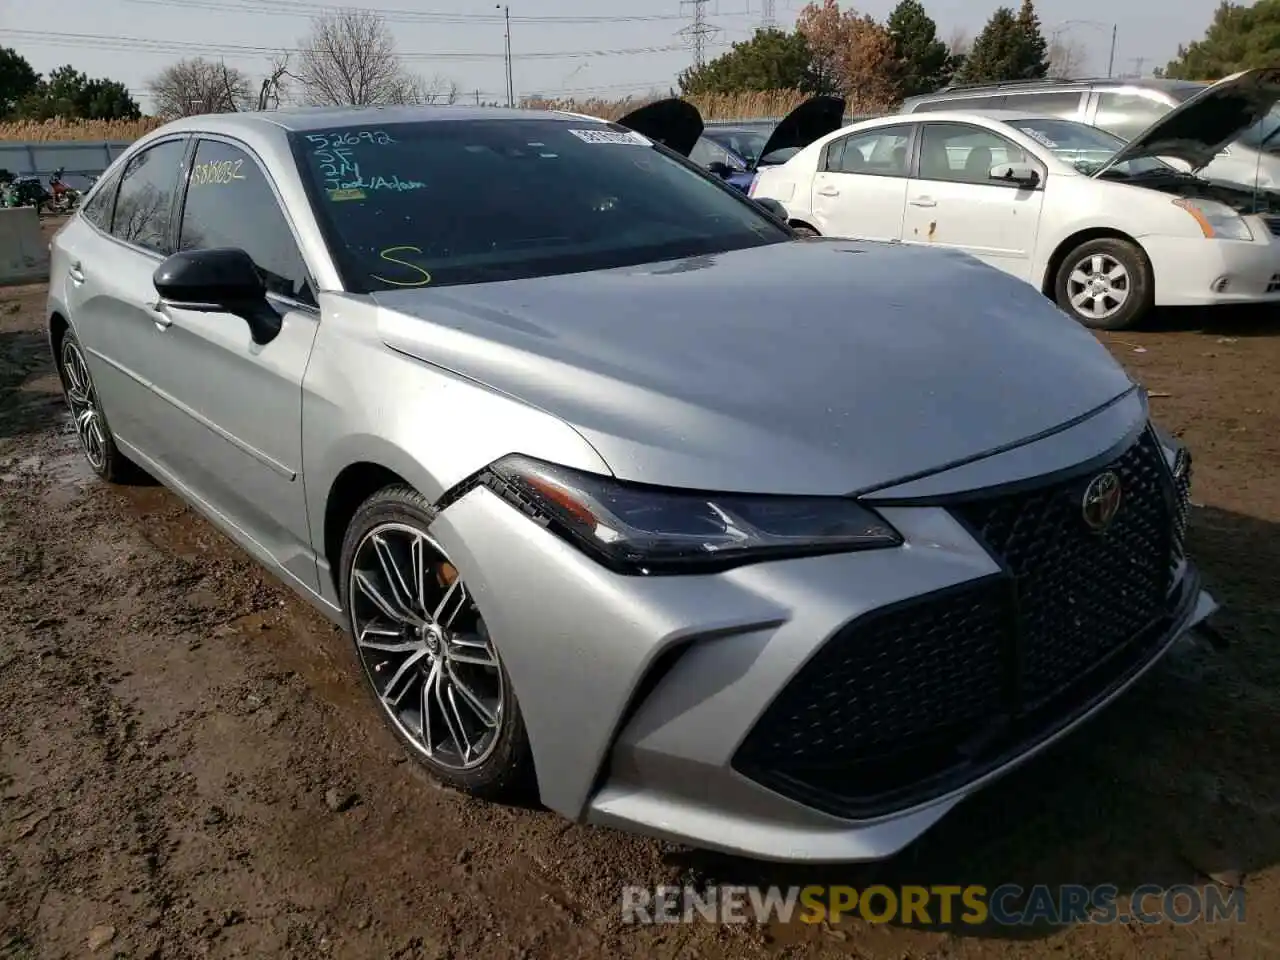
[816,185,840,197]
[145,301,173,329]
[910,197,937,208]
[67,262,85,284]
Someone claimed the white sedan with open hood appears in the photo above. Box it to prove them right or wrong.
[750,68,1280,330]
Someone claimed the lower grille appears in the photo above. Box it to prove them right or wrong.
[733,425,1183,818]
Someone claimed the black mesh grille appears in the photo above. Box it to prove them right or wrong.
[735,578,1008,768]
[1170,446,1192,565]
[732,425,1183,818]
[953,427,1173,706]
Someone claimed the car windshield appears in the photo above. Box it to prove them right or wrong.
[706,129,770,165]
[290,118,788,292]
[1010,117,1174,177]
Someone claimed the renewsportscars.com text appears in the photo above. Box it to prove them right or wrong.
[621,883,1246,926]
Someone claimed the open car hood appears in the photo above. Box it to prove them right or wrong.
[755,95,846,167]
[615,97,704,158]
[1094,67,1280,176]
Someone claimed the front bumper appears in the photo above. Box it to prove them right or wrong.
[1146,226,1280,306]
[429,420,1216,863]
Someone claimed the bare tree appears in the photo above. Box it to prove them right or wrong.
[1047,36,1088,79]
[257,54,294,110]
[297,8,424,106]
[147,57,252,119]
[946,27,971,59]
[382,73,460,105]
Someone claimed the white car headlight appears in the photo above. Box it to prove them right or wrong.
[1172,197,1255,241]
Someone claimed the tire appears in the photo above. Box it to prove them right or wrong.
[791,224,820,239]
[56,328,139,483]
[339,485,537,802]
[1053,237,1153,331]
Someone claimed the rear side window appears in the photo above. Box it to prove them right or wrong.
[824,125,913,177]
[110,139,187,254]
[922,95,1007,112]
[81,171,120,231]
[178,139,315,305]
[1094,92,1173,141]
[1001,91,1084,117]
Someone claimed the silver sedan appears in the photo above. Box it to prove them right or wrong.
[46,105,1217,863]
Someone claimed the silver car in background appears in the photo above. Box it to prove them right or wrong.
[901,77,1280,188]
[47,105,1216,862]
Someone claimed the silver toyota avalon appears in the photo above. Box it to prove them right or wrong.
[46,105,1217,863]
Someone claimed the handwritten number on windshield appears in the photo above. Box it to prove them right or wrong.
[372,247,432,287]
[307,131,396,149]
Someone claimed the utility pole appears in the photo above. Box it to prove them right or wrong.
[1130,56,1147,78]
[496,4,513,107]
[679,0,717,68]
[1107,23,1117,78]
[761,0,776,29]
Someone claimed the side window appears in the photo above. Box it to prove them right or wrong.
[918,123,1031,184]
[81,170,120,232]
[110,139,187,254]
[689,137,724,168]
[1002,91,1083,118]
[824,124,913,177]
[927,95,1007,112]
[179,139,315,306]
[1094,92,1172,141]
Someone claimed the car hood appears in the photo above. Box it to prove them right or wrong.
[1095,67,1280,175]
[615,97,704,158]
[756,95,846,167]
[371,241,1134,496]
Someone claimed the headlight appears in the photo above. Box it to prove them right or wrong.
[487,455,903,575]
[1172,197,1254,241]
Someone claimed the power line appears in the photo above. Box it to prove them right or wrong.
[4,28,724,63]
[678,0,719,68]
[124,0,757,25]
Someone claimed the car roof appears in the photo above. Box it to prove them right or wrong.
[147,104,602,138]
[902,77,1206,105]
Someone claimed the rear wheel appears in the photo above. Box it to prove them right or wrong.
[791,224,820,239]
[1053,237,1152,331]
[339,486,536,802]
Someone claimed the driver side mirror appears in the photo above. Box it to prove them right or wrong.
[153,247,282,345]
[989,162,1040,188]
[706,160,733,179]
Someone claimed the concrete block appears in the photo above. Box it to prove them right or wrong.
[0,206,50,286]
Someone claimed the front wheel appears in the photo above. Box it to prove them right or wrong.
[1053,237,1153,331]
[339,486,537,802]
[56,330,138,483]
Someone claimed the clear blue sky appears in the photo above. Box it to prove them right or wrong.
[0,0,1231,112]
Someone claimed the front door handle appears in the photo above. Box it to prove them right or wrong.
[67,262,85,284]
[816,185,840,197]
[145,301,173,329]
[909,196,937,207]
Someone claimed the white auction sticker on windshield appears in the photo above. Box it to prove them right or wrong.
[568,128,652,146]
[1022,128,1059,148]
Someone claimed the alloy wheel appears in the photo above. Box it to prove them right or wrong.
[1067,253,1131,322]
[60,339,107,471]
[348,523,504,771]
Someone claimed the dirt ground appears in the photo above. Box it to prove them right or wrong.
[2,222,1279,959]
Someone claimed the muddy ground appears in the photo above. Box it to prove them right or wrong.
[1,222,1278,959]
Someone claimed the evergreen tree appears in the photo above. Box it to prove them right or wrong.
[1015,0,1050,79]
[1159,0,1280,80]
[958,5,1049,83]
[886,0,953,96]
[679,28,821,95]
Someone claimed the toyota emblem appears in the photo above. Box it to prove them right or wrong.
[1081,471,1123,531]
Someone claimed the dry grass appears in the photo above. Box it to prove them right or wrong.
[0,116,165,142]
[0,89,894,142]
